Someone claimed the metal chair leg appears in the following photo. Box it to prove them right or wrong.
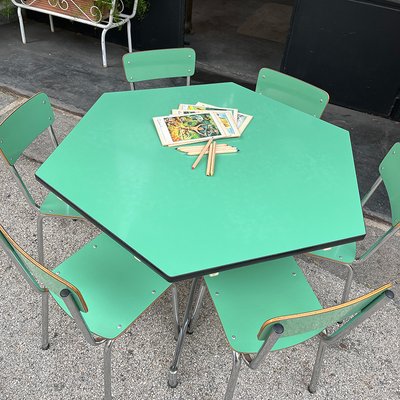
[37,214,44,264]
[341,264,354,303]
[17,7,26,44]
[172,284,180,340]
[308,339,328,393]
[104,339,114,400]
[41,291,49,350]
[224,351,242,400]
[187,279,206,334]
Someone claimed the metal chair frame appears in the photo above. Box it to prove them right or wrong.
[307,145,400,303]
[223,288,393,400]
[0,93,84,264]
[179,264,394,397]
[0,225,178,400]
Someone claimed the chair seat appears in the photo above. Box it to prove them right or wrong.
[40,192,83,218]
[309,242,357,264]
[51,233,170,339]
[204,257,322,354]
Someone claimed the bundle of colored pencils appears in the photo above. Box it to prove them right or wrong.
[176,139,239,176]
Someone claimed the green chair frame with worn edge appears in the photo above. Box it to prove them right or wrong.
[195,257,393,400]
[0,224,180,400]
[255,68,330,118]
[307,142,400,303]
[0,93,84,264]
[122,48,196,90]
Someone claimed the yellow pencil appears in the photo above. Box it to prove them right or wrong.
[206,143,213,176]
[210,141,217,176]
[186,147,238,156]
[178,143,228,153]
[192,138,213,170]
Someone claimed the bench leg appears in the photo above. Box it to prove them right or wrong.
[49,15,54,32]
[101,28,109,67]
[127,19,133,53]
[17,7,26,44]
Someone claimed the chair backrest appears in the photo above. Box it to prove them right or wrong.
[0,93,55,166]
[255,68,329,118]
[0,224,87,312]
[379,142,400,226]
[122,48,196,86]
[258,283,392,341]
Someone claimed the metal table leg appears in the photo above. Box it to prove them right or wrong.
[168,277,199,387]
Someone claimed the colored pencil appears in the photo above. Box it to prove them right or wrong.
[206,144,213,176]
[177,143,229,153]
[186,147,238,156]
[210,141,217,176]
[192,138,213,170]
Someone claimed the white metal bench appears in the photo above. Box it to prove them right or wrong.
[11,0,138,67]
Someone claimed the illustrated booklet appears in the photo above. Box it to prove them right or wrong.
[153,112,230,146]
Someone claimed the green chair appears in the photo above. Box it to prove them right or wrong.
[307,142,400,303]
[0,224,174,400]
[122,48,196,90]
[201,257,393,399]
[0,93,84,263]
[255,68,329,118]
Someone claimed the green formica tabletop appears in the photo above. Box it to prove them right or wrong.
[36,83,366,282]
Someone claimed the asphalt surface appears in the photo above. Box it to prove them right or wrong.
[0,89,399,399]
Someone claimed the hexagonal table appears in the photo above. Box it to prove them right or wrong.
[36,82,365,282]
[36,82,366,387]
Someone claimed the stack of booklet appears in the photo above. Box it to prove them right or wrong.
[153,102,253,146]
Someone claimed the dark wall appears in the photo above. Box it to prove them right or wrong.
[282,0,400,119]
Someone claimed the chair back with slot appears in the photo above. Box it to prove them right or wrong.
[379,142,400,226]
[258,283,392,344]
[0,93,55,166]
[255,68,329,118]
[0,224,87,311]
[123,48,196,89]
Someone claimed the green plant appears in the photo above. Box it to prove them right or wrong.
[93,0,149,21]
[135,0,149,20]
[0,0,15,18]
